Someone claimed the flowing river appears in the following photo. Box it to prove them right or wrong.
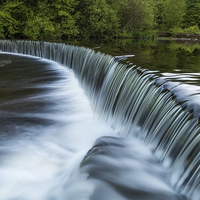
[0,40,199,200]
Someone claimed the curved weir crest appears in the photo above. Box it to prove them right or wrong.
[0,40,199,200]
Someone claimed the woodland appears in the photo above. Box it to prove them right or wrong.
[0,0,199,40]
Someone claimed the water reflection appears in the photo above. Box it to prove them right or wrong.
[66,39,200,85]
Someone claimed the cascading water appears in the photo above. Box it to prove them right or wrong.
[0,40,199,200]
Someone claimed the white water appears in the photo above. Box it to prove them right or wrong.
[0,54,116,199]
[0,54,186,200]
[0,40,199,200]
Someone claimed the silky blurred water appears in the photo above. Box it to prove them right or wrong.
[0,53,115,199]
[0,53,192,200]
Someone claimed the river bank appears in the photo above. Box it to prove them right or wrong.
[157,33,200,41]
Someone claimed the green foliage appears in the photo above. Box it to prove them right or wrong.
[118,0,157,34]
[0,5,18,38]
[0,17,5,38]
[162,0,186,30]
[132,30,158,40]
[24,15,56,40]
[51,0,79,38]
[184,0,200,28]
[169,27,184,36]
[0,11,5,38]
[184,25,200,34]
[76,0,120,38]
[0,0,199,39]
[1,1,29,38]
[23,2,56,40]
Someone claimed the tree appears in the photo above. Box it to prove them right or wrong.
[0,13,5,38]
[0,1,29,38]
[76,0,120,38]
[23,1,56,40]
[162,0,186,30]
[184,0,200,28]
[0,0,198,39]
[118,0,157,36]
[51,0,79,38]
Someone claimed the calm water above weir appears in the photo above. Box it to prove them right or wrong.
[0,40,199,200]
[71,39,200,85]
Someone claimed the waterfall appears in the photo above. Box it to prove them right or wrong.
[0,40,199,200]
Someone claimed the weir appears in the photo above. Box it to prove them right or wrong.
[0,40,199,200]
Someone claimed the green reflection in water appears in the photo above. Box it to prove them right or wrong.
[62,39,200,85]
[64,39,200,73]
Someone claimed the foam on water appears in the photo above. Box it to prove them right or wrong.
[0,53,116,200]
[0,53,185,200]
[0,40,199,200]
